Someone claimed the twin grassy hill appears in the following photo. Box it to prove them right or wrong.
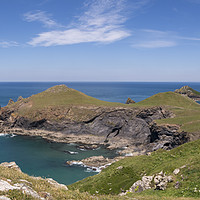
[5,84,200,133]
[1,85,200,199]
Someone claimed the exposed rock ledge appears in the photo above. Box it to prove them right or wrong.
[0,106,189,155]
[0,162,68,200]
[66,156,125,172]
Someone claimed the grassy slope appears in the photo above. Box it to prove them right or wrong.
[6,85,200,132]
[190,88,200,96]
[0,165,196,200]
[3,86,200,199]
[7,85,126,121]
[134,92,200,133]
[13,84,125,108]
[0,166,129,200]
[70,139,200,198]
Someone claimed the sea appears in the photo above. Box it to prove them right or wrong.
[0,82,200,185]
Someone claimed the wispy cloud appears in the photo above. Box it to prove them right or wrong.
[133,40,176,48]
[132,29,177,48]
[0,41,19,48]
[27,0,149,47]
[177,36,200,41]
[24,10,61,28]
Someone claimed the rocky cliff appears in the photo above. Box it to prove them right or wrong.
[0,86,188,154]
[175,85,200,101]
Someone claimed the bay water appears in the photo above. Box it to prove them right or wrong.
[0,82,200,185]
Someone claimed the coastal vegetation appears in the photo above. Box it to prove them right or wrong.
[6,85,200,134]
[135,91,200,134]
[0,85,200,199]
[0,139,199,199]
[70,138,200,198]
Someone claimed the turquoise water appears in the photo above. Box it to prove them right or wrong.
[0,134,116,185]
[0,82,200,185]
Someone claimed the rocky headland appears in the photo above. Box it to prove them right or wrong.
[175,85,200,101]
[0,85,197,161]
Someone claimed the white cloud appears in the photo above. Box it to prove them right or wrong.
[28,0,149,47]
[0,41,19,48]
[24,10,61,28]
[132,29,177,48]
[29,28,130,46]
[132,40,176,48]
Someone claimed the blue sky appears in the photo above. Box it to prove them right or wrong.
[0,0,200,82]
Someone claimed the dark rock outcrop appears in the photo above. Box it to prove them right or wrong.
[125,98,135,104]
[175,86,200,100]
[149,123,189,150]
[0,106,189,152]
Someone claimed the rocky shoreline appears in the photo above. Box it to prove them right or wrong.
[0,162,68,200]
[0,85,191,168]
[0,105,190,167]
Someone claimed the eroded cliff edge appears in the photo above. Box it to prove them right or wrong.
[0,85,189,155]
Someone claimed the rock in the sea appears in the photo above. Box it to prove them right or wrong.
[175,86,200,100]
[125,97,135,104]
[0,162,21,172]
[67,156,116,169]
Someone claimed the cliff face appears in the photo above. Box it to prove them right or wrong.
[0,105,188,153]
[0,85,192,153]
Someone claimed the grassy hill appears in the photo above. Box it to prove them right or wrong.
[8,84,124,108]
[5,85,200,133]
[6,85,126,121]
[133,91,200,134]
[0,165,125,200]
[70,139,200,199]
[1,86,200,199]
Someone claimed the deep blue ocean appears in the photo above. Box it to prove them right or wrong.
[1,82,200,107]
[0,82,200,185]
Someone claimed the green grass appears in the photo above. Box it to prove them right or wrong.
[190,88,200,96]
[0,166,130,200]
[7,85,127,121]
[6,85,200,133]
[70,139,200,199]
[20,85,124,108]
[132,92,200,134]
[135,92,199,108]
